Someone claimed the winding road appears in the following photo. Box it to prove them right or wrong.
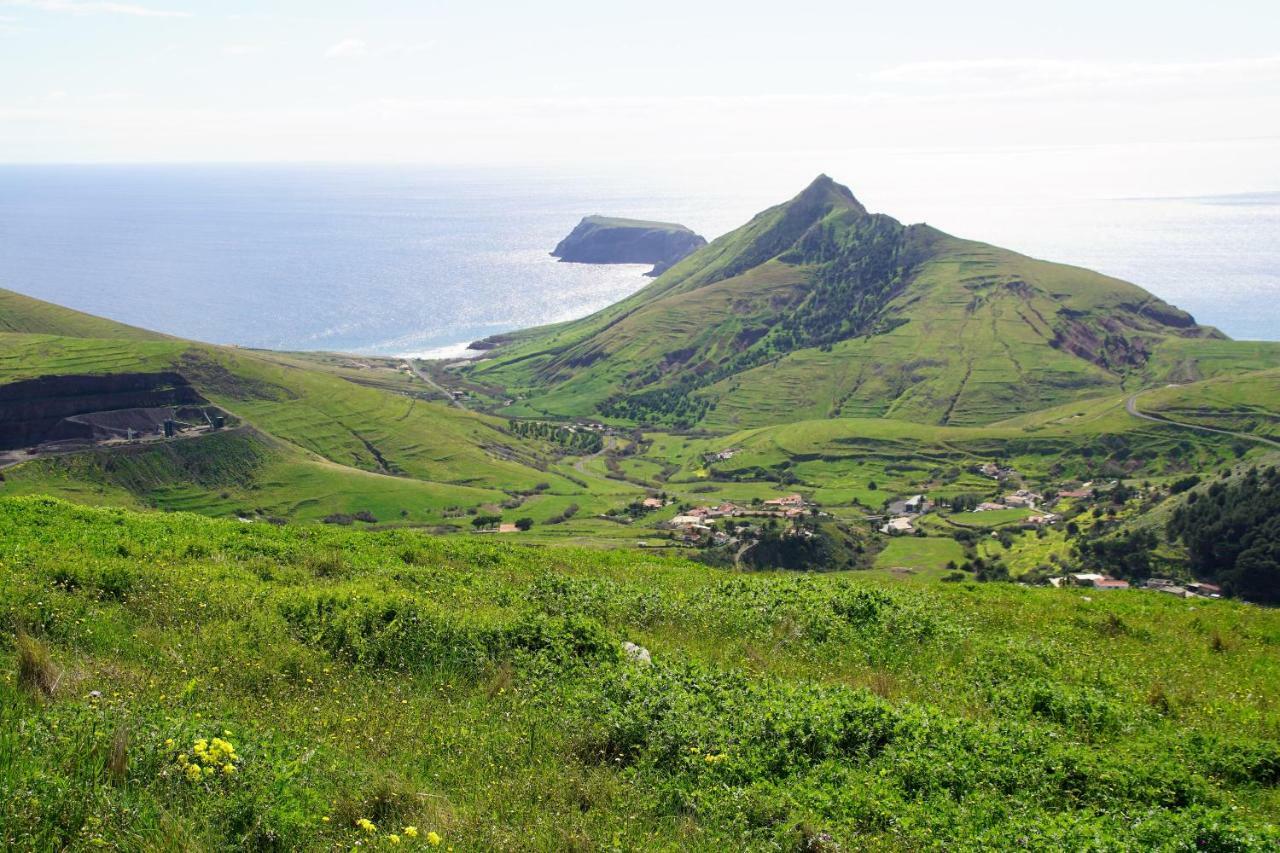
[1125,390,1280,450]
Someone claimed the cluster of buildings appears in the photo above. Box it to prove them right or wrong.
[880,494,931,534]
[1141,578,1223,599]
[706,447,740,462]
[1052,575,1223,597]
[1057,483,1095,500]
[1058,573,1131,590]
[663,494,810,543]
[975,462,1018,480]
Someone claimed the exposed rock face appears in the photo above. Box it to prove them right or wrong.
[552,215,707,277]
[0,372,207,449]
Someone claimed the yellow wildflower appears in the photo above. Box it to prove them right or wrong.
[357,818,377,834]
[164,738,175,749]
[403,827,418,838]
[389,835,401,845]
[426,831,441,846]
[222,763,235,776]
[184,763,202,783]
[321,816,330,824]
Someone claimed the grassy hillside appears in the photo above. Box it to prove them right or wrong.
[464,177,1269,429]
[2,289,1275,569]
[0,288,170,342]
[0,323,620,531]
[3,497,1278,850]
[1139,368,1280,440]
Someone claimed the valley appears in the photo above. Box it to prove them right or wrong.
[3,177,1279,594]
[2,175,1279,850]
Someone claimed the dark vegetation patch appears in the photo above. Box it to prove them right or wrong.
[1168,465,1280,603]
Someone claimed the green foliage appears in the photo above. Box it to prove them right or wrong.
[1078,529,1161,582]
[507,419,603,454]
[1168,465,1280,603]
[1,497,1278,849]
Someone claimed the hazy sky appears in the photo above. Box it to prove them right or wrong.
[2,0,1278,196]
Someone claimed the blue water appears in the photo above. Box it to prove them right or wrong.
[0,165,1276,351]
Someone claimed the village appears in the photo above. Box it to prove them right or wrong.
[659,492,812,546]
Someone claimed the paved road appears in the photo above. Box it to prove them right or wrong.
[1125,390,1280,450]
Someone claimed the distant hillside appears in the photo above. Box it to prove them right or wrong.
[469,176,1277,428]
[0,295,601,526]
[0,287,171,341]
[552,215,707,276]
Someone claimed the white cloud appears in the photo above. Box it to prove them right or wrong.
[325,37,367,59]
[223,43,263,56]
[0,0,190,17]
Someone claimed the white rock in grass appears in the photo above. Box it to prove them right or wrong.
[622,641,651,665]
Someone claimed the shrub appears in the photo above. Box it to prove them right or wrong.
[15,631,61,699]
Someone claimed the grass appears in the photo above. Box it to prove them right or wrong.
[1,495,1278,850]
[0,288,169,342]
[1140,368,1280,439]
[871,536,965,577]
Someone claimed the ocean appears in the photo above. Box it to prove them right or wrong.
[0,164,1276,352]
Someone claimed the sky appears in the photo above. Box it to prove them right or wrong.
[1,0,1279,198]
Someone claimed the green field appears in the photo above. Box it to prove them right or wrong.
[3,496,1279,850]
[871,536,965,577]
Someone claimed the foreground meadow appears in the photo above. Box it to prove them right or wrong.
[1,496,1278,850]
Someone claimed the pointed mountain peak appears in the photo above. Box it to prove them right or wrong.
[790,174,866,215]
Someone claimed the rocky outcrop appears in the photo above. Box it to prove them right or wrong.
[552,215,707,276]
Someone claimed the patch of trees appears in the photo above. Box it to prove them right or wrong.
[322,511,377,525]
[770,214,913,351]
[598,379,711,428]
[1076,530,1159,582]
[953,555,1010,582]
[741,526,829,571]
[1167,466,1280,604]
[507,420,603,454]
[545,503,580,526]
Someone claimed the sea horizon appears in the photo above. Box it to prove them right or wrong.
[1,163,1277,352]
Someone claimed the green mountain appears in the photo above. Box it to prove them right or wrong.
[469,176,1270,428]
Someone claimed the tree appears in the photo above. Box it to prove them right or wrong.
[1168,466,1280,603]
[471,514,501,530]
[515,517,534,531]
